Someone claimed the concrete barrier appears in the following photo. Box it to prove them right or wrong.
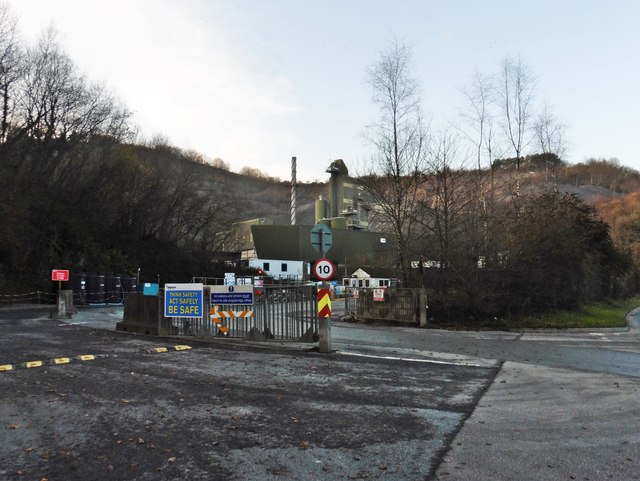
[116,293,174,336]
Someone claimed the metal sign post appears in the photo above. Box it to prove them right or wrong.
[311,224,335,353]
[52,269,69,291]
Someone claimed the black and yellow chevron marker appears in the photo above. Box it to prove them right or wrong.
[0,354,113,373]
[145,345,192,354]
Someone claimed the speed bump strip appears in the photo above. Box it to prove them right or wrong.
[145,345,192,354]
[0,354,113,373]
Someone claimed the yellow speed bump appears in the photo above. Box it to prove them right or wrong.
[0,353,109,373]
[146,345,192,353]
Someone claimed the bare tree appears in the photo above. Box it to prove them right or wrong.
[361,39,429,285]
[497,55,536,199]
[17,28,130,148]
[0,2,21,144]
[459,70,497,173]
[535,103,567,158]
[418,131,480,296]
[534,103,568,191]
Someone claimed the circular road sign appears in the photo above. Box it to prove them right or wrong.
[313,258,336,281]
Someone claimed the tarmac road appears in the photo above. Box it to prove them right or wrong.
[0,307,497,481]
[333,321,640,378]
[332,315,640,480]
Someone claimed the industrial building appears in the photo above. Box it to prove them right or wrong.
[228,158,396,280]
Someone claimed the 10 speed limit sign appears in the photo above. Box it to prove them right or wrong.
[313,258,336,281]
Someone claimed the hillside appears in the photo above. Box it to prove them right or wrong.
[168,153,325,225]
[139,151,640,230]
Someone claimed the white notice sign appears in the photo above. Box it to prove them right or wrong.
[373,288,385,302]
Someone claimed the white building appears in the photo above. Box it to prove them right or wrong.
[249,258,305,281]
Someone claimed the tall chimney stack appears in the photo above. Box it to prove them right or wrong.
[290,156,297,225]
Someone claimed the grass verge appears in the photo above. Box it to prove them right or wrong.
[510,297,640,329]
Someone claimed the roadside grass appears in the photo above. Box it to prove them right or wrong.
[510,297,640,329]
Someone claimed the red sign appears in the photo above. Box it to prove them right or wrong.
[318,288,332,318]
[313,258,335,281]
[51,269,69,281]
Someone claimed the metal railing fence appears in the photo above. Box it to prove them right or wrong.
[161,284,318,341]
[344,288,423,324]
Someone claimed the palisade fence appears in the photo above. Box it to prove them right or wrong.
[344,288,427,326]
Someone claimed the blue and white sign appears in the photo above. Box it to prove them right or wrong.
[165,283,203,318]
[143,282,159,296]
[210,285,254,305]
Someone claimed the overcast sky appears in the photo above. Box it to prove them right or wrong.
[8,0,640,181]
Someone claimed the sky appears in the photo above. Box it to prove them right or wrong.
[7,0,640,182]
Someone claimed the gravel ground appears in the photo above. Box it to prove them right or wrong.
[0,309,497,481]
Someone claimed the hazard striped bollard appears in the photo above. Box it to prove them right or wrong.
[318,288,331,353]
[318,288,331,318]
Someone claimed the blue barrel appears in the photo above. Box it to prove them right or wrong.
[105,275,123,304]
[70,272,88,305]
[121,276,138,297]
[87,273,105,304]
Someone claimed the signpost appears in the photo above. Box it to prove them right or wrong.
[51,269,71,318]
[210,285,254,306]
[51,269,69,282]
[164,283,203,318]
[209,285,255,335]
[311,224,334,354]
[313,258,336,281]
[143,283,159,296]
[310,224,332,256]
[373,288,385,302]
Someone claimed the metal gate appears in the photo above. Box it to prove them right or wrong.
[344,288,425,325]
[160,284,318,341]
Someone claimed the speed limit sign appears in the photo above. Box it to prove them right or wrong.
[313,258,335,281]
